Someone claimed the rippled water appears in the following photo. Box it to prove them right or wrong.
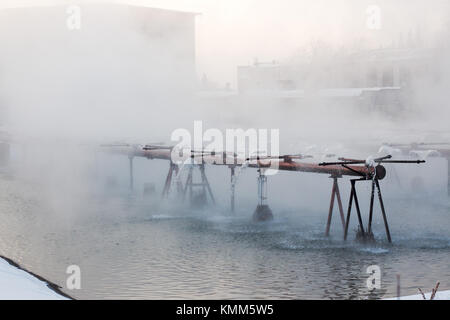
[0,173,449,300]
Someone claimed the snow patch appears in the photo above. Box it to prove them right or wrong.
[0,257,68,300]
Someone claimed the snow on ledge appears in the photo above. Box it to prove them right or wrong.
[0,257,69,300]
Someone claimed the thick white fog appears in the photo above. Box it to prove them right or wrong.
[0,0,448,136]
[0,0,449,223]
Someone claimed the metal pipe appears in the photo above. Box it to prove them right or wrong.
[112,147,383,179]
[257,171,268,206]
[230,166,235,213]
[375,179,392,243]
[128,156,134,191]
[250,161,379,179]
[344,183,354,241]
[352,181,366,238]
[335,181,346,229]
[368,179,376,235]
[325,178,337,236]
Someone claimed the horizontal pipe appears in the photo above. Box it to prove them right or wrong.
[248,161,375,178]
[105,147,377,179]
[104,147,172,160]
[135,149,172,160]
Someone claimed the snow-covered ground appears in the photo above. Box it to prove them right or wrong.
[0,257,68,300]
[385,290,450,300]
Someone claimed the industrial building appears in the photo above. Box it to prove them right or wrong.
[234,45,439,115]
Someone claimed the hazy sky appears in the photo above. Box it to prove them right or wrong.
[1,0,449,86]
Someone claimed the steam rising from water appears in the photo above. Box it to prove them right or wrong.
[0,0,448,299]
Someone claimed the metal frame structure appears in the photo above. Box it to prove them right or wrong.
[325,175,346,237]
[320,155,424,243]
[102,144,425,243]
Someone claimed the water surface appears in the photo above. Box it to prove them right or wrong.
[0,173,448,300]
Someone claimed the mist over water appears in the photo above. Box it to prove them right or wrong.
[0,170,448,299]
[0,0,449,299]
